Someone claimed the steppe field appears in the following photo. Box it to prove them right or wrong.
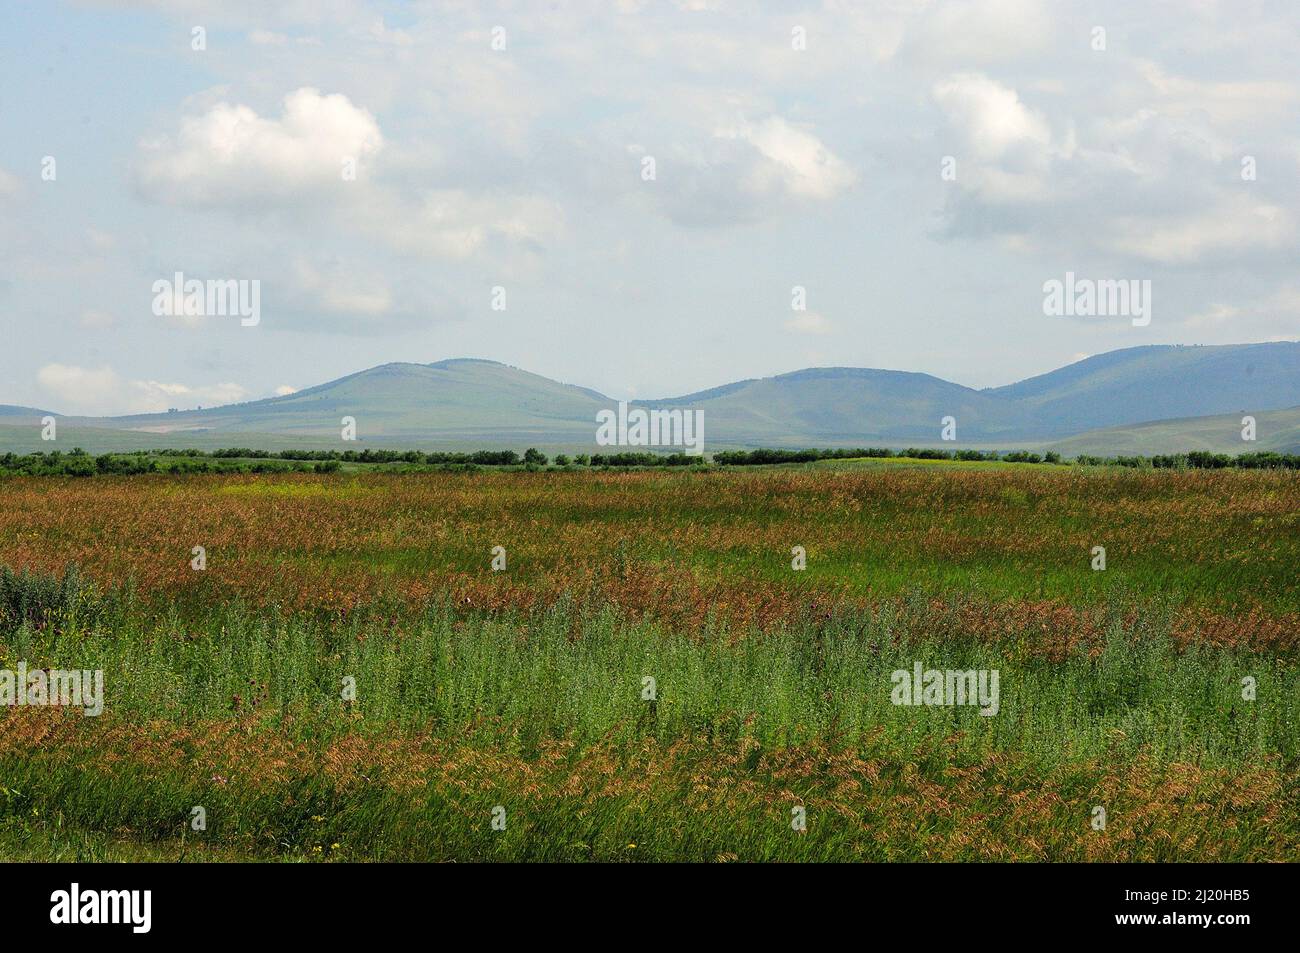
[1,460,1298,861]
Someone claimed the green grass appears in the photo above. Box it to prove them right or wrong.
[6,594,1293,764]
[2,462,1297,861]
[3,588,1299,861]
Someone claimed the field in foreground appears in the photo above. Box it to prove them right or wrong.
[1,465,1297,861]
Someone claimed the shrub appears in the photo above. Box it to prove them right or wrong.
[0,563,100,630]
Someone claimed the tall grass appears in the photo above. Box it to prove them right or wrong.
[3,571,1298,862]
[10,589,1296,765]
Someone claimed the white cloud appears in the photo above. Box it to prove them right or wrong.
[933,72,1060,195]
[367,17,413,46]
[8,0,1300,403]
[37,364,118,413]
[933,73,1052,161]
[134,86,562,262]
[1135,61,1298,127]
[721,117,856,201]
[932,62,1300,268]
[1185,288,1300,339]
[274,384,298,396]
[647,115,855,225]
[370,190,564,259]
[37,363,247,416]
[1111,197,1293,265]
[292,258,392,315]
[135,87,382,206]
[932,73,1061,203]
[909,0,1051,66]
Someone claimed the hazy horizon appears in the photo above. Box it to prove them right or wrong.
[6,339,1299,418]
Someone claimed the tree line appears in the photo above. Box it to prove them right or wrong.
[1,445,1296,477]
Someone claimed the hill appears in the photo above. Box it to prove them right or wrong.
[987,342,1300,433]
[3,342,1297,454]
[66,360,609,444]
[1048,405,1300,457]
[649,366,1042,443]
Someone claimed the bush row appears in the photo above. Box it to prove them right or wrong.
[715,447,1300,469]
[1072,451,1300,469]
[713,447,1064,465]
[0,447,700,476]
[3,446,1297,476]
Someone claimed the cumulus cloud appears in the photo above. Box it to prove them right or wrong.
[932,62,1300,269]
[10,0,1300,402]
[721,117,856,201]
[37,363,247,416]
[135,87,382,207]
[932,73,1060,201]
[133,87,563,265]
[645,115,854,225]
[933,74,1052,161]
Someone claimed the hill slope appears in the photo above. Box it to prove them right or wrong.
[1048,405,1300,457]
[648,367,1042,444]
[3,342,1297,454]
[74,360,610,443]
[988,342,1300,433]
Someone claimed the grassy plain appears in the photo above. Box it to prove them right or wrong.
[1,462,1297,861]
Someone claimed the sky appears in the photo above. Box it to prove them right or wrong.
[1,0,1298,416]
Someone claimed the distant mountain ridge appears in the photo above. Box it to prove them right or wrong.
[649,366,1045,443]
[986,342,1300,433]
[3,341,1297,454]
